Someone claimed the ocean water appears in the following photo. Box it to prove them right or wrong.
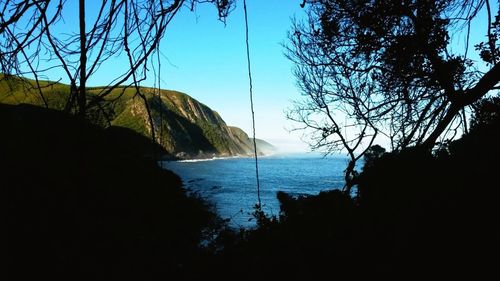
[161,153,350,228]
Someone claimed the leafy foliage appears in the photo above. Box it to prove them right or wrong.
[470,96,500,129]
[287,0,500,189]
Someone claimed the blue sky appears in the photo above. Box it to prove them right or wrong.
[17,0,497,153]
[65,0,309,152]
[152,1,309,152]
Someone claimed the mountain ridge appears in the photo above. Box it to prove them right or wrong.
[0,74,276,159]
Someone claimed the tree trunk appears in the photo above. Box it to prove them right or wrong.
[421,104,460,150]
[78,0,87,117]
[422,63,500,150]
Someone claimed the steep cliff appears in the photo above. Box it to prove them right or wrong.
[109,88,276,158]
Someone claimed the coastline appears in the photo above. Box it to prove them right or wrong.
[160,149,280,163]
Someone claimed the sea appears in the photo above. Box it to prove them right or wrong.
[161,153,350,228]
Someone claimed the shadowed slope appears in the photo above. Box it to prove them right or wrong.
[0,74,275,159]
[2,103,224,280]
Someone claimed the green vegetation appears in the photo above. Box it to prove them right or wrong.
[111,101,150,136]
[198,121,232,154]
[0,74,275,159]
[0,74,68,109]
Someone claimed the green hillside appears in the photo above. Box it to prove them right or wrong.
[0,74,275,158]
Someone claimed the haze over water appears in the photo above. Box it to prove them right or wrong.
[162,153,349,228]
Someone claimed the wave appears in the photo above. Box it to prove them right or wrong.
[176,155,243,163]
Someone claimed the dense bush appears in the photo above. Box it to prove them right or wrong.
[210,98,500,280]
[4,98,499,280]
[2,104,225,280]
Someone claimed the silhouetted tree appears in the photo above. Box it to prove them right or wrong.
[0,0,233,126]
[470,96,500,128]
[286,0,500,191]
[363,144,386,169]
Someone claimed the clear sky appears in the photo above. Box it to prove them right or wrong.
[17,0,497,153]
[151,1,309,152]
[14,0,308,152]
[82,0,499,153]
[63,0,309,152]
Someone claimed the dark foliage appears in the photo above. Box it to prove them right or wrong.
[361,144,386,171]
[210,190,359,280]
[211,97,500,280]
[2,104,224,280]
[4,98,500,280]
[470,96,500,129]
[286,0,500,186]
